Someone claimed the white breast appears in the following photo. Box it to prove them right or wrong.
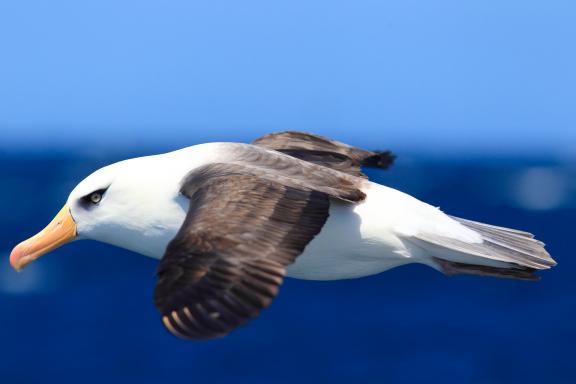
[286,183,412,280]
[125,181,413,281]
[111,176,474,281]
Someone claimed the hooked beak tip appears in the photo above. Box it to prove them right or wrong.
[9,204,77,272]
[10,240,40,272]
[9,244,25,272]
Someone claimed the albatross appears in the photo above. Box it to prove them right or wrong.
[9,131,556,340]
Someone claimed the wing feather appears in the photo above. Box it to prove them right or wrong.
[154,172,332,340]
[252,131,395,177]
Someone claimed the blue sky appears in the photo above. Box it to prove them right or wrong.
[0,1,574,154]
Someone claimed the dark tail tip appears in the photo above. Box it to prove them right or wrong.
[433,257,541,281]
[363,151,396,169]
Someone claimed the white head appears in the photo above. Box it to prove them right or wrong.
[10,154,189,271]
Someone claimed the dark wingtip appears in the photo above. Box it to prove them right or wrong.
[363,151,396,169]
[341,188,367,202]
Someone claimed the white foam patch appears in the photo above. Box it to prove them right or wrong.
[513,167,569,211]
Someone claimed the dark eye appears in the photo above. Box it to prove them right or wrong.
[82,188,108,206]
[89,192,102,204]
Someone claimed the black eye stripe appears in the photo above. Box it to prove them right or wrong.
[81,188,109,205]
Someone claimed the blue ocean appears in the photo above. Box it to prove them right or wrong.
[0,145,573,384]
[1,0,574,382]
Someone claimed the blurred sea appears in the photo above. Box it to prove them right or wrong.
[0,144,574,384]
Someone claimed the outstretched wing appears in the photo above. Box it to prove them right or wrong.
[154,170,334,340]
[252,131,395,178]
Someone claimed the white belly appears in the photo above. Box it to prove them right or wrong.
[109,183,428,281]
[286,184,414,280]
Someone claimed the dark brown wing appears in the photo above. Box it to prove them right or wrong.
[252,131,395,177]
[154,173,332,340]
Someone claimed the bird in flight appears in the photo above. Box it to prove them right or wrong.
[10,131,555,340]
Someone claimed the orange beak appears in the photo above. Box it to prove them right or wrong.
[10,204,77,271]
